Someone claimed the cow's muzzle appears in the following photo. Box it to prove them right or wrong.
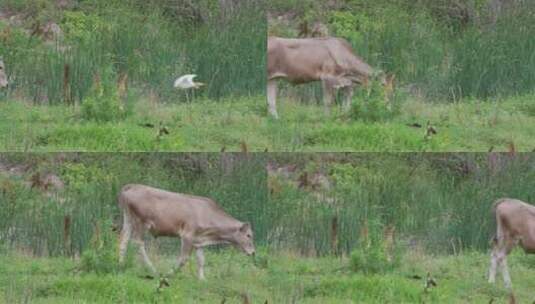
[245,248,256,257]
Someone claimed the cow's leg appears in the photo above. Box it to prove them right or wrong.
[500,237,518,289]
[118,212,132,264]
[133,238,158,276]
[267,79,279,119]
[501,256,512,289]
[342,86,354,111]
[195,248,206,280]
[168,238,193,276]
[321,80,335,115]
[131,223,157,275]
[488,245,499,284]
[490,213,506,284]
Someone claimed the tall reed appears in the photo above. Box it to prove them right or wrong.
[0,153,267,256]
[0,0,266,104]
[267,153,535,255]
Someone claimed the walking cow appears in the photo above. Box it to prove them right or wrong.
[488,198,535,289]
[118,184,255,280]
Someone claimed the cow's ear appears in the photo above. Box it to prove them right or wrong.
[240,222,251,232]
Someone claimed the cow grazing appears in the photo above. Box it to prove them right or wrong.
[488,198,535,289]
[118,184,255,280]
[267,36,390,118]
[0,58,7,88]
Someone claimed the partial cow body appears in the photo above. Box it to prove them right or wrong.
[118,184,255,280]
[488,198,535,289]
[267,36,380,118]
[0,58,8,88]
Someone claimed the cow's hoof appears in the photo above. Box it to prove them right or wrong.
[159,277,170,288]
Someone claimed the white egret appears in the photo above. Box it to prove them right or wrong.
[173,74,204,89]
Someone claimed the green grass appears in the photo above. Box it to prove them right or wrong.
[1,94,535,151]
[2,249,534,303]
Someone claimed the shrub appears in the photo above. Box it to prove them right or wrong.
[80,220,133,274]
[350,80,401,122]
[80,94,125,122]
[350,244,401,274]
[80,69,128,122]
[350,221,402,274]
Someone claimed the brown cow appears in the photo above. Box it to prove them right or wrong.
[118,184,255,280]
[488,198,535,289]
[0,58,7,88]
[267,36,389,118]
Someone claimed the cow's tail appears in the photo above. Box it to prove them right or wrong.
[490,198,507,247]
[118,184,134,209]
[117,184,135,234]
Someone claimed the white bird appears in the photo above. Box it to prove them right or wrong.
[173,74,204,89]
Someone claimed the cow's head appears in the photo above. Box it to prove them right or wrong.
[0,58,8,88]
[371,70,395,87]
[232,222,255,256]
[364,71,395,101]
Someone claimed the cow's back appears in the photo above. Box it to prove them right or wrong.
[267,36,374,83]
[118,184,232,236]
[268,37,340,83]
[494,198,535,234]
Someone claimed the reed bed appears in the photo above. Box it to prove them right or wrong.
[0,153,267,256]
[267,153,535,255]
[269,0,535,101]
[0,0,266,104]
[1,153,534,257]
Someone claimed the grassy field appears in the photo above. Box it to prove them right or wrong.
[2,248,534,303]
[1,94,535,151]
[1,0,534,152]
